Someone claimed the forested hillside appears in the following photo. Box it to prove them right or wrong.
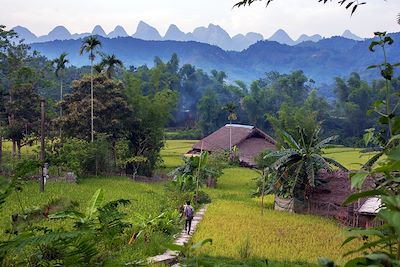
[29,33,400,84]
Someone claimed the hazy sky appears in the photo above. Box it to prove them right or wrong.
[2,0,399,39]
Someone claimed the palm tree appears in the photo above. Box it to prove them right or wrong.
[53,52,69,137]
[223,103,238,152]
[99,54,123,79]
[265,126,347,208]
[93,63,103,74]
[79,36,102,142]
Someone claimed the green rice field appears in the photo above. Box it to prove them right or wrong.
[0,140,367,265]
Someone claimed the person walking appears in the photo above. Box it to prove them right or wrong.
[183,200,194,235]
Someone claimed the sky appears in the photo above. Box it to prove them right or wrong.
[1,0,399,39]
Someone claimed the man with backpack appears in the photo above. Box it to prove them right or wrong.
[183,200,194,235]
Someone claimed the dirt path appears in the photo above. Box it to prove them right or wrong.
[147,205,208,265]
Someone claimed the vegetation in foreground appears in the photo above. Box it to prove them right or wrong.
[0,176,182,265]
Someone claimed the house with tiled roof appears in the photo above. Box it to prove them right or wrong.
[187,124,276,167]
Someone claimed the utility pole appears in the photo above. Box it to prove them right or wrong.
[40,98,45,192]
[91,57,94,143]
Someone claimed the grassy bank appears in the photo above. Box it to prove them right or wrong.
[0,177,179,264]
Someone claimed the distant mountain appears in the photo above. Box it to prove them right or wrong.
[191,24,232,50]
[71,32,90,40]
[92,25,107,37]
[232,32,264,51]
[39,26,71,42]
[108,26,129,38]
[132,21,162,41]
[164,24,188,41]
[268,29,295,46]
[12,26,37,43]
[295,34,323,44]
[342,30,364,41]
[10,23,368,51]
[29,33,400,86]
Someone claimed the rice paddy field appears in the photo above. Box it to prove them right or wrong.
[323,147,377,170]
[192,168,360,266]
[0,140,367,265]
[161,141,367,266]
[160,140,375,170]
[160,139,197,169]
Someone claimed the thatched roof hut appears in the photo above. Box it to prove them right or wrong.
[187,124,276,167]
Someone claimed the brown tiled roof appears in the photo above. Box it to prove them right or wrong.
[190,124,276,166]
[237,137,276,166]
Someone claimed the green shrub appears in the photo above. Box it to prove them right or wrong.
[194,191,212,205]
[55,136,112,177]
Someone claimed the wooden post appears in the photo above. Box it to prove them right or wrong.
[40,98,45,193]
[261,168,266,215]
[195,141,204,204]
[0,136,2,171]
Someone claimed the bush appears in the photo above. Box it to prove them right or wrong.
[194,191,212,205]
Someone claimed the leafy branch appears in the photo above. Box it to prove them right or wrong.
[234,0,367,16]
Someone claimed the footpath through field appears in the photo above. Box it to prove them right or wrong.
[147,205,208,265]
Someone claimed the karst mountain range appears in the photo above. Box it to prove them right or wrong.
[12,21,364,51]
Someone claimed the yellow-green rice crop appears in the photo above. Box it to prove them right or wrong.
[323,147,378,170]
[192,168,359,265]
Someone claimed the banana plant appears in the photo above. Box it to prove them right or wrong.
[49,189,104,228]
[128,211,179,245]
[264,126,347,202]
[170,151,220,192]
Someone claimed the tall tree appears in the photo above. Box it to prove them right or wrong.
[99,54,123,79]
[223,102,238,152]
[79,36,102,142]
[0,87,6,167]
[124,73,178,176]
[0,25,17,165]
[59,75,130,142]
[53,53,69,129]
[5,68,40,158]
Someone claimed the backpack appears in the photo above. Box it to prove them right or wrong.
[185,205,194,219]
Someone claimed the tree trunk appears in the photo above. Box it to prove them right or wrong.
[229,120,232,152]
[12,140,16,158]
[112,140,117,171]
[16,139,21,159]
[60,79,63,139]
[261,170,265,215]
